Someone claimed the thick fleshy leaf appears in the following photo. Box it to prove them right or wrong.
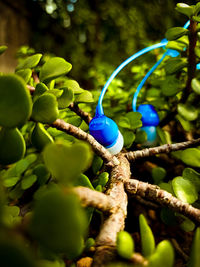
[139,214,155,257]
[188,227,200,267]
[32,94,59,124]
[176,114,192,131]
[123,131,135,148]
[148,240,174,267]
[34,83,48,98]
[16,54,42,70]
[43,141,92,184]
[32,164,50,186]
[0,75,32,128]
[31,123,54,150]
[0,45,7,55]
[165,58,187,75]
[177,103,198,121]
[191,78,200,95]
[161,76,181,96]
[181,148,200,167]
[118,117,131,129]
[30,188,87,258]
[16,69,32,83]
[75,91,94,103]
[183,168,200,191]
[117,231,134,259]
[64,79,84,94]
[152,167,166,184]
[92,155,103,174]
[21,175,37,190]
[166,41,186,53]
[175,3,194,18]
[165,27,189,41]
[0,128,26,165]
[39,57,72,83]
[57,87,74,108]
[172,176,198,204]
[74,174,94,190]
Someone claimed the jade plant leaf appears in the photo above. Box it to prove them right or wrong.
[191,78,200,95]
[64,79,84,94]
[74,174,94,190]
[39,57,72,83]
[177,103,198,121]
[172,176,198,204]
[152,167,166,184]
[181,148,200,167]
[32,94,59,124]
[165,27,189,41]
[188,227,200,267]
[148,240,174,267]
[31,123,54,151]
[0,45,7,55]
[117,231,134,260]
[0,74,32,128]
[139,214,155,257]
[43,141,92,184]
[21,174,37,190]
[175,3,194,18]
[34,82,48,98]
[16,54,42,70]
[30,188,87,259]
[57,87,74,108]
[0,128,26,165]
[161,76,181,96]
[16,69,32,83]
[165,58,187,75]
[75,91,94,103]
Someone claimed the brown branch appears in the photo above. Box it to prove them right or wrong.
[171,238,189,262]
[125,179,200,225]
[92,154,131,266]
[130,253,148,266]
[125,138,200,161]
[26,85,35,95]
[69,103,92,124]
[73,186,116,214]
[51,119,119,166]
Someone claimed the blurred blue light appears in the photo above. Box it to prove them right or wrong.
[67,3,74,12]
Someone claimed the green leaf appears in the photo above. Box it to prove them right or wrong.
[21,175,37,190]
[30,189,87,258]
[180,217,195,232]
[166,41,187,52]
[0,74,32,128]
[0,128,26,165]
[47,89,63,98]
[16,54,42,70]
[43,141,92,184]
[157,127,172,145]
[176,114,192,131]
[117,231,134,260]
[64,79,84,94]
[139,214,155,257]
[34,83,49,98]
[118,117,131,129]
[183,168,200,191]
[57,87,74,108]
[31,123,54,151]
[39,57,72,83]
[194,2,200,15]
[32,164,50,186]
[0,45,7,55]
[152,167,166,184]
[165,58,187,75]
[177,103,198,121]
[172,176,198,204]
[148,240,174,267]
[192,15,200,23]
[165,27,189,41]
[97,172,109,187]
[191,78,200,95]
[188,227,200,267]
[175,3,194,18]
[3,177,20,187]
[123,131,135,148]
[32,94,59,124]
[135,130,147,144]
[16,69,32,83]
[74,174,94,190]
[75,91,94,103]
[92,155,103,174]
[181,148,200,167]
[161,76,181,96]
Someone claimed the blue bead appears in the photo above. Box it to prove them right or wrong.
[89,115,119,147]
[166,49,180,57]
[137,104,159,127]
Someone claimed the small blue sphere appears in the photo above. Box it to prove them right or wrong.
[137,104,159,127]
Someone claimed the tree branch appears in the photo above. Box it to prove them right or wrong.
[92,155,131,266]
[125,138,200,161]
[51,119,119,166]
[73,186,116,214]
[69,103,92,124]
[125,179,200,225]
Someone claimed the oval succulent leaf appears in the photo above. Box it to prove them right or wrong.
[57,87,74,108]
[181,148,200,167]
[32,93,59,124]
[75,91,94,103]
[31,123,54,151]
[165,27,189,41]
[188,227,200,267]
[191,78,200,95]
[16,54,42,71]
[177,103,198,121]
[16,69,32,83]
[0,74,32,128]
[39,57,72,83]
[117,231,134,259]
[0,128,26,165]
[175,3,194,18]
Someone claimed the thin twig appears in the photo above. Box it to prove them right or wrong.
[171,238,189,262]
[69,103,92,124]
[125,138,200,161]
[73,186,116,214]
[51,119,119,166]
[125,179,200,225]
[93,155,131,266]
